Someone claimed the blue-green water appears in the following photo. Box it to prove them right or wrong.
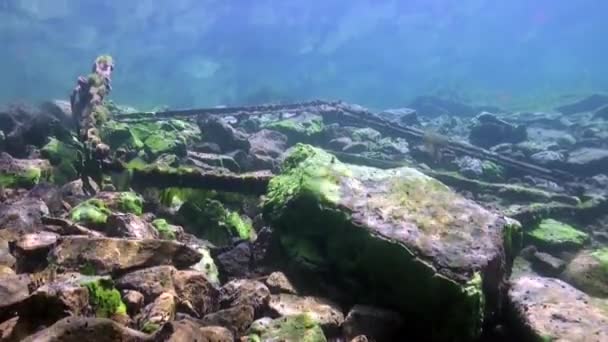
[1,0,607,110]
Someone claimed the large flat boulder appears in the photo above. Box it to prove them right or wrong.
[263,144,521,341]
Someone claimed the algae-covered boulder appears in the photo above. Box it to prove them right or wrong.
[174,193,255,247]
[263,144,520,341]
[248,314,327,342]
[0,152,51,188]
[561,248,608,297]
[69,191,144,227]
[101,119,198,160]
[263,113,324,145]
[525,218,589,252]
[40,137,80,185]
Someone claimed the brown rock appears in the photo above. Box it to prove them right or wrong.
[0,265,15,277]
[265,271,297,294]
[152,319,234,342]
[19,273,95,322]
[201,304,254,336]
[106,213,158,239]
[116,266,177,303]
[138,292,176,333]
[220,279,270,316]
[173,270,220,318]
[0,198,49,233]
[123,290,145,316]
[268,294,344,334]
[342,305,404,341]
[0,274,31,315]
[50,236,202,275]
[0,239,16,268]
[14,231,58,273]
[509,274,608,341]
[21,316,151,342]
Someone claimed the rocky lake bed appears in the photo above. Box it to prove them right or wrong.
[1,91,608,341]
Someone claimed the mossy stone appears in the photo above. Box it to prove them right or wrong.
[250,314,327,342]
[526,219,589,252]
[264,114,324,144]
[69,198,112,226]
[84,279,127,318]
[118,191,144,216]
[0,167,42,188]
[41,137,80,185]
[263,144,511,340]
[101,121,144,151]
[152,218,176,240]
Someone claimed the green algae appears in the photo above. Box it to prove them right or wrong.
[152,218,176,240]
[591,248,608,274]
[264,115,324,143]
[526,219,588,251]
[41,137,80,184]
[481,160,505,181]
[250,314,327,342]
[118,191,144,215]
[141,322,160,334]
[69,198,112,226]
[84,279,127,318]
[101,121,144,151]
[0,167,42,189]
[177,197,254,246]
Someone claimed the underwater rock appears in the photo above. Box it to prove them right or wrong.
[172,270,220,318]
[265,271,298,295]
[198,115,250,152]
[13,231,58,272]
[0,239,16,268]
[216,242,253,279]
[408,96,477,117]
[0,153,52,189]
[21,316,150,342]
[247,314,327,342]
[342,141,369,154]
[122,290,144,316]
[220,279,270,316]
[524,219,589,253]
[555,94,608,114]
[49,236,202,275]
[40,137,80,185]
[106,213,158,239]
[26,182,64,216]
[186,151,240,172]
[137,292,176,333]
[342,305,404,342]
[376,108,420,126]
[155,319,234,341]
[0,198,49,234]
[561,248,608,298]
[68,191,144,228]
[0,274,31,316]
[115,266,177,304]
[508,274,608,341]
[565,147,608,176]
[263,144,520,340]
[263,113,324,145]
[248,129,288,171]
[268,294,344,334]
[0,103,67,157]
[176,198,254,247]
[200,304,254,336]
[327,137,352,151]
[529,251,566,277]
[468,112,527,148]
[530,150,565,166]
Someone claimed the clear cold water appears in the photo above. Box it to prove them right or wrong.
[0,0,607,110]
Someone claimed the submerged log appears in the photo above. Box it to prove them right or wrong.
[130,166,272,195]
